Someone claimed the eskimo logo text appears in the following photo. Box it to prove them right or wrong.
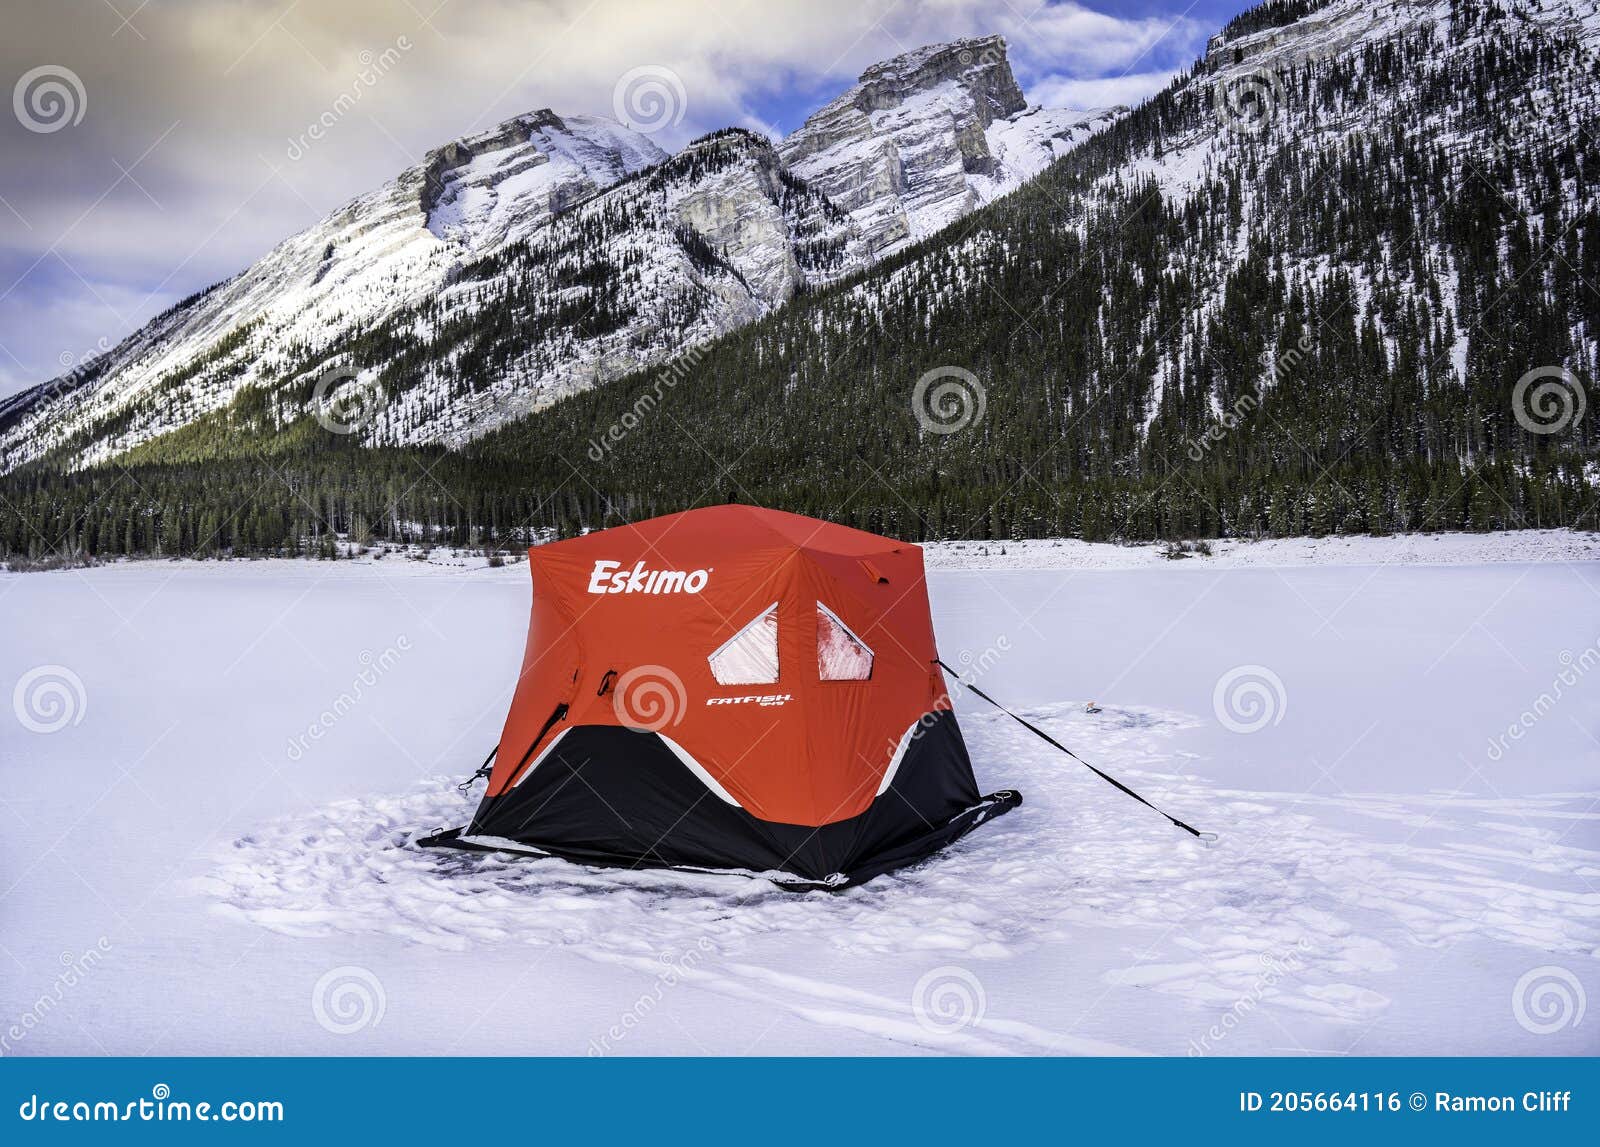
[587,560,709,595]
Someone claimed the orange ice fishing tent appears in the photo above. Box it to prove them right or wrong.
[421,505,1019,889]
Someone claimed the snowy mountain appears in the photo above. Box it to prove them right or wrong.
[0,36,1118,472]
[0,108,666,470]
[447,0,1598,542]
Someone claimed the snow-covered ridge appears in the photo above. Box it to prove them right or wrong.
[0,108,666,471]
[1143,0,1600,207]
[422,110,667,248]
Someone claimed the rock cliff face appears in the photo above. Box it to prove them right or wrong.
[0,37,1122,471]
[779,36,1122,256]
[372,129,866,447]
[673,133,861,308]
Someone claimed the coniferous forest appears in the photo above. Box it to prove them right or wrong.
[1,0,1596,562]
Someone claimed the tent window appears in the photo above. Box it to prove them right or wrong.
[816,602,873,681]
[708,603,779,685]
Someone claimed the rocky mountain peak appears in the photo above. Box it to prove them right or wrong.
[421,108,665,244]
[854,35,1026,126]
[779,35,1114,257]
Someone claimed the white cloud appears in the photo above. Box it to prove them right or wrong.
[1028,69,1184,110]
[1002,4,1206,77]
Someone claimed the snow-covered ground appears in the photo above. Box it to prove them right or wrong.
[1,532,1596,1056]
[923,528,1600,570]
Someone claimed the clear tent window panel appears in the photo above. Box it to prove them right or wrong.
[816,602,873,681]
[708,603,780,685]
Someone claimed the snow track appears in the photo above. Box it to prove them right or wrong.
[199,703,1600,1055]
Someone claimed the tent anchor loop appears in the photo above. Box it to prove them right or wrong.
[934,657,1216,845]
[458,745,498,794]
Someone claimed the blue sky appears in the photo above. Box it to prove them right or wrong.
[0,0,1255,399]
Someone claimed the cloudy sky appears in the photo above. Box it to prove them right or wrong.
[0,0,1248,398]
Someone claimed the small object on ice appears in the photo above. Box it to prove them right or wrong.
[1084,700,1103,714]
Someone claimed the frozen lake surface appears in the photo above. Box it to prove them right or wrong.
[2,534,1596,1055]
